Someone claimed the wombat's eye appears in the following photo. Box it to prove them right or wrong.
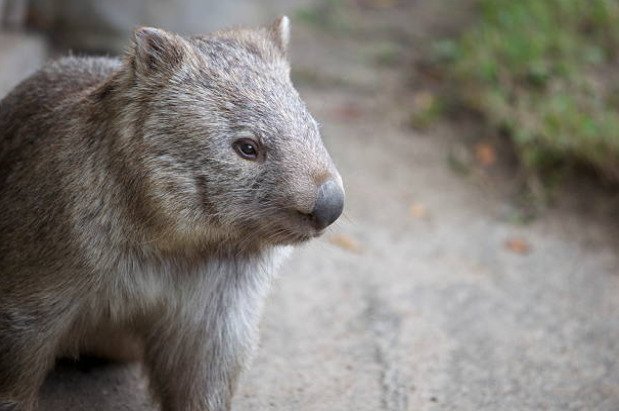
[233,138,260,161]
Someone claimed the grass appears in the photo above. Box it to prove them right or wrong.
[434,0,619,185]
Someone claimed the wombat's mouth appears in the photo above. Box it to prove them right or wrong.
[262,211,327,245]
[263,228,311,245]
[275,225,323,245]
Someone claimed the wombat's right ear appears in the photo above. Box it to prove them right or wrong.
[268,16,290,55]
[131,27,190,78]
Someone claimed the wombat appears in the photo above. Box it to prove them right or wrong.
[0,16,344,411]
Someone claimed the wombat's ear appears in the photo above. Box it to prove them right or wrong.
[268,16,290,55]
[131,27,190,77]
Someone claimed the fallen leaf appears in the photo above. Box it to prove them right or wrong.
[409,202,428,219]
[475,142,496,167]
[332,103,363,121]
[329,234,362,253]
[504,237,531,255]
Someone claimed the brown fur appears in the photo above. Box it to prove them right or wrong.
[0,17,343,411]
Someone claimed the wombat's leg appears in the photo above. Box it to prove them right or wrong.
[143,302,257,411]
[0,336,55,410]
[0,306,76,410]
[144,323,244,411]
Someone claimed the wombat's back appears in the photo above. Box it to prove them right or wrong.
[0,57,122,271]
[0,56,120,170]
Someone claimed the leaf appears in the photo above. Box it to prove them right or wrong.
[475,142,497,167]
[504,237,531,254]
[328,234,362,253]
[409,202,428,219]
[332,103,363,121]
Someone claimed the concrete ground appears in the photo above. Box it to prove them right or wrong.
[3,2,619,410]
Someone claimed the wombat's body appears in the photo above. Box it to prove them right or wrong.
[0,17,344,410]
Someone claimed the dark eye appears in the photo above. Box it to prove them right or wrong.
[233,138,260,161]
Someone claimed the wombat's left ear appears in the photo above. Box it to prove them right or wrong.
[131,27,190,77]
[268,15,290,54]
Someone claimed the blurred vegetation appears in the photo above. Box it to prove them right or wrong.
[296,0,353,32]
[434,0,619,186]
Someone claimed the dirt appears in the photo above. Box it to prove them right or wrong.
[38,2,619,410]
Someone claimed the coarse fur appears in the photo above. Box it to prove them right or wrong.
[0,16,343,411]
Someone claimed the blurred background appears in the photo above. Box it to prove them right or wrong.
[1,0,619,410]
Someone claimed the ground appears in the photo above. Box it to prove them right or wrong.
[6,2,619,410]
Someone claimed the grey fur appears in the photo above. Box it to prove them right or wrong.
[0,17,343,411]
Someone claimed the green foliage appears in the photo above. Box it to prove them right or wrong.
[296,0,352,32]
[440,0,619,181]
[410,91,445,130]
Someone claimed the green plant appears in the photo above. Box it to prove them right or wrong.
[439,0,619,183]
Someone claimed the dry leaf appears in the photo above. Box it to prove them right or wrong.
[504,237,531,255]
[332,103,363,121]
[329,234,362,253]
[409,203,428,219]
[475,143,496,167]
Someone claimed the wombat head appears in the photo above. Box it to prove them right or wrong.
[123,17,344,249]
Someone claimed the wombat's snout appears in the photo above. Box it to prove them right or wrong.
[308,180,344,230]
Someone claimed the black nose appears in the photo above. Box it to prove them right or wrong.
[311,180,344,230]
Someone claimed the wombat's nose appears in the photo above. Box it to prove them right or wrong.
[310,180,344,230]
